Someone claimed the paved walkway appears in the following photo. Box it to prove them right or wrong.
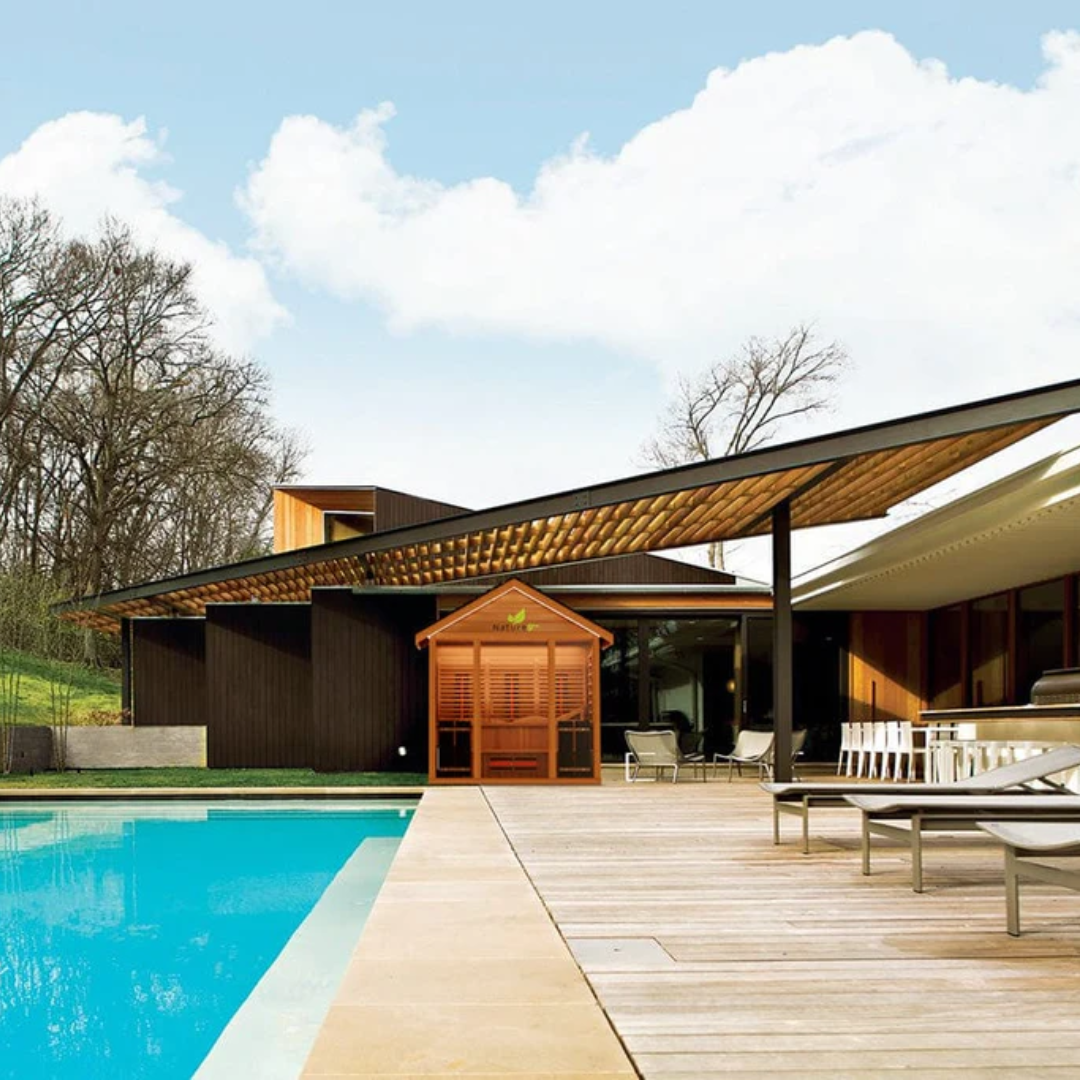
[302,787,635,1078]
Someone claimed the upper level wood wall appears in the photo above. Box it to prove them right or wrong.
[273,489,376,552]
[272,487,467,552]
[373,488,468,532]
[131,618,206,726]
[848,611,926,722]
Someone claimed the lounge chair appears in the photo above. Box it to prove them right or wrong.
[625,729,706,782]
[761,744,1080,853]
[764,728,808,781]
[847,792,1080,892]
[978,821,1080,935]
[712,729,775,782]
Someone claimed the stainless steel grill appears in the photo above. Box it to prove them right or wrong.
[1030,668,1080,706]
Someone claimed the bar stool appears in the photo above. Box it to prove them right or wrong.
[856,721,875,778]
[884,720,907,781]
[837,721,855,776]
[867,721,889,779]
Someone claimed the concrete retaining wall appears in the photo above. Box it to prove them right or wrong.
[57,726,207,769]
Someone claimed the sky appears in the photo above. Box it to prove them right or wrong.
[3,1,1080,582]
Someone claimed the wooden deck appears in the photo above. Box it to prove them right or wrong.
[485,775,1080,1078]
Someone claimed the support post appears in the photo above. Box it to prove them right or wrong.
[772,499,793,782]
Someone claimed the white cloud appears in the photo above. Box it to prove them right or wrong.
[240,30,1080,406]
[239,30,1080,579]
[0,112,287,354]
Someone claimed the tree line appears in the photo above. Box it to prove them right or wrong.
[0,197,304,634]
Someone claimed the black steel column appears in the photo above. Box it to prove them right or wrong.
[772,499,793,782]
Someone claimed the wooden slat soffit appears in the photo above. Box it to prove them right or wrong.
[54,378,1080,632]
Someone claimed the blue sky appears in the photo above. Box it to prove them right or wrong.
[3,2,1080,576]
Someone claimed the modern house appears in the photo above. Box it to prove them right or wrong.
[56,378,1080,781]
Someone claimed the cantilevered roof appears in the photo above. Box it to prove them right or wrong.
[56,377,1080,631]
[793,442,1080,611]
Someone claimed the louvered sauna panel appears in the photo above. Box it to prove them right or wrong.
[555,643,594,777]
[479,645,548,778]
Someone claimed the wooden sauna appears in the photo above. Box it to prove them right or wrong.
[416,579,612,784]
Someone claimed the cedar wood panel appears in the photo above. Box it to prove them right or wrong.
[848,611,925,723]
[311,590,435,772]
[131,619,207,726]
[205,605,312,767]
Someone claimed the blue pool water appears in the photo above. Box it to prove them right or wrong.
[0,801,413,1079]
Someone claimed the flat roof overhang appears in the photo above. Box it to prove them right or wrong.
[794,442,1080,611]
[55,377,1080,633]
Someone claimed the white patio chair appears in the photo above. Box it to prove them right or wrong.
[713,729,775,782]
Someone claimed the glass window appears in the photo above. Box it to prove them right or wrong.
[1016,579,1065,701]
[970,593,1009,706]
[596,619,639,759]
[929,605,964,709]
[745,616,774,727]
[647,618,739,757]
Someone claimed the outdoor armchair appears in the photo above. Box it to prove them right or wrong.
[624,729,706,782]
[713,729,775,782]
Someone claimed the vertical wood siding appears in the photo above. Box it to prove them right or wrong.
[848,611,925,722]
[373,488,469,531]
[205,605,312,767]
[131,619,206,726]
[311,590,434,772]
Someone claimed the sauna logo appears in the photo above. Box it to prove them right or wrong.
[495,607,539,632]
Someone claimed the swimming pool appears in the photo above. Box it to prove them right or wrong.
[0,800,414,1079]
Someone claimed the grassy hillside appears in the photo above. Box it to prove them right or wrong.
[0,649,122,726]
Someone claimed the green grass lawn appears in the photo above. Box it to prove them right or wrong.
[0,767,427,789]
[0,649,121,724]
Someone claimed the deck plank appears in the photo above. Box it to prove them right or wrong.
[485,776,1080,1077]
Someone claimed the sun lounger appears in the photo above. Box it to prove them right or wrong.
[977,821,1080,936]
[846,793,1080,892]
[761,744,1080,853]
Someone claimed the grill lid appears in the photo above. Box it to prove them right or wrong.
[1030,668,1080,705]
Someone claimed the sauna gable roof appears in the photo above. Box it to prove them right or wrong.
[415,579,614,648]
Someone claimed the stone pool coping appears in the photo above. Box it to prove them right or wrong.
[301,786,636,1078]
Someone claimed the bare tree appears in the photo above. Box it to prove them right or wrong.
[642,325,849,568]
[0,202,306,662]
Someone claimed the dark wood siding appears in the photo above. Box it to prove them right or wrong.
[373,488,469,531]
[205,605,312,767]
[311,590,434,772]
[131,619,206,726]
[473,553,736,587]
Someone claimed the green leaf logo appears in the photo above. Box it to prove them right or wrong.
[507,608,527,625]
